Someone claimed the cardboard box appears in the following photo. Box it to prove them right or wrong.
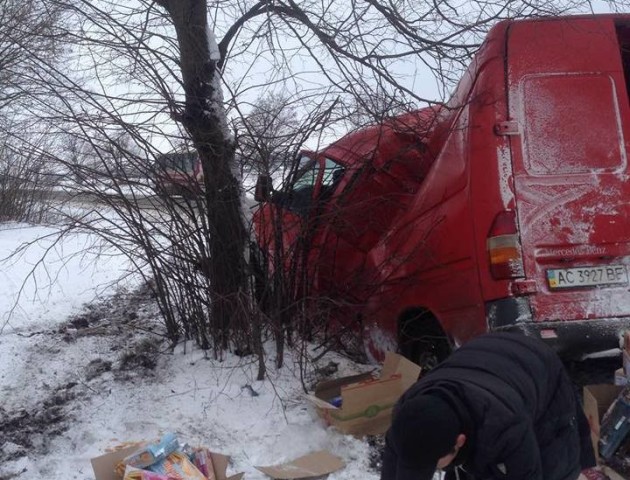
[92,445,144,480]
[583,384,629,477]
[91,444,243,480]
[306,352,421,436]
[583,385,623,464]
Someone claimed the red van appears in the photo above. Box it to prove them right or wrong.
[252,14,630,365]
[155,151,203,197]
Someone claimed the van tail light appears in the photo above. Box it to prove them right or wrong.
[487,210,525,280]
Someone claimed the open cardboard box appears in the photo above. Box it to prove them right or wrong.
[91,444,243,480]
[92,445,344,480]
[582,384,626,479]
[306,352,421,436]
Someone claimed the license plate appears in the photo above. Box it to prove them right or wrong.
[547,265,628,289]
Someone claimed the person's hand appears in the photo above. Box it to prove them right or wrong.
[579,467,611,480]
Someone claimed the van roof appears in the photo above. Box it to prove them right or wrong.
[321,107,439,168]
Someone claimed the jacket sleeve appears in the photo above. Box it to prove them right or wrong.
[498,421,543,479]
[476,418,543,480]
[576,400,597,469]
[381,431,398,480]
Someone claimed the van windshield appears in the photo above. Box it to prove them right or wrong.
[271,155,319,215]
[322,158,344,186]
[156,153,197,173]
[291,155,318,190]
[274,155,344,214]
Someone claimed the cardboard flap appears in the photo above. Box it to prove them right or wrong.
[584,385,623,434]
[380,352,421,388]
[379,352,399,379]
[209,452,245,480]
[314,372,374,401]
[396,356,422,389]
[340,375,405,412]
[255,450,345,479]
[602,466,626,480]
[91,445,144,480]
[226,475,244,480]
[304,394,339,410]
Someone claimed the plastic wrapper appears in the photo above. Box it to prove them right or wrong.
[123,465,176,480]
[580,467,611,480]
[600,388,630,459]
[123,433,180,469]
[191,448,215,480]
[328,395,343,408]
[148,452,207,480]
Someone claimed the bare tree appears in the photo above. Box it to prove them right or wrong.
[0,0,66,222]
[0,0,65,110]
[138,1,246,348]
[235,93,300,179]
[0,124,59,223]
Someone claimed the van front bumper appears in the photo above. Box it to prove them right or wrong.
[486,297,630,358]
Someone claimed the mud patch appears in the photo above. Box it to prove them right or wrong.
[85,358,113,381]
[0,282,164,468]
[0,382,77,461]
[119,351,157,371]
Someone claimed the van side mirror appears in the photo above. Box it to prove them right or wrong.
[254,174,273,202]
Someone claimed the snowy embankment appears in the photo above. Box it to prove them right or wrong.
[0,222,381,480]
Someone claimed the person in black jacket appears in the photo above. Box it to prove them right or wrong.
[381,332,597,480]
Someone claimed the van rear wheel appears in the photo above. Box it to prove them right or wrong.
[398,309,452,372]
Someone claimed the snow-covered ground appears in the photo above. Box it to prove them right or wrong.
[0,222,383,480]
[0,223,136,333]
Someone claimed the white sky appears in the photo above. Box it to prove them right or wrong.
[220,0,630,150]
[53,0,629,158]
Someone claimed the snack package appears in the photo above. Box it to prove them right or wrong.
[191,448,215,480]
[148,452,207,480]
[124,465,175,480]
[123,433,180,469]
[328,395,343,408]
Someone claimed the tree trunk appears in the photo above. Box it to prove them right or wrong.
[155,0,248,349]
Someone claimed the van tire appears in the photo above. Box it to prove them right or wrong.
[398,309,452,371]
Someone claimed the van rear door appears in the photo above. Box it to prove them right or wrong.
[507,17,630,323]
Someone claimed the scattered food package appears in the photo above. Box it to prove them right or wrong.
[91,433,345,480]
[122,433,180,470]
[599,387,630,461]
[91,433,244,480]
[123,466,172,480]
